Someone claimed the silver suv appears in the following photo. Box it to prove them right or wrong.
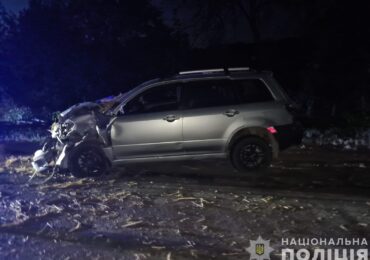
[32,68,303,177]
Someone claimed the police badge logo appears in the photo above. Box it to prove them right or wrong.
[246,236,274,260]
[256,244,264,255]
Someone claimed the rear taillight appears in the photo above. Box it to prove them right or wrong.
[267,126,277,134]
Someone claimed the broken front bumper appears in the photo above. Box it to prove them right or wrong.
[32,144,69,173]
[32,149,49,172]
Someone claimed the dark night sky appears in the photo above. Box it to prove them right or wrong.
[1,0,28,13]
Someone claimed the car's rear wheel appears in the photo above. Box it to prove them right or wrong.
[231,137,272,172]
[68,143,110,178]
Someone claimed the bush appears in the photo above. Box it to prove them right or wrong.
[0,88,33,123]
[2,107,33,123]
[343,113,370,128]
[303,128,370,150]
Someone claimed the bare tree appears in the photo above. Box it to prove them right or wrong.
[159,0,273,45]
[159,0,326,46]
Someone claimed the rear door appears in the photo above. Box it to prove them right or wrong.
[180,79,241,154]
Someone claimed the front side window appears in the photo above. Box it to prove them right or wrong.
[181,80,238,109]
[124,84,179,114]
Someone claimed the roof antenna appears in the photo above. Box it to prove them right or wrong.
[224,67,230,75]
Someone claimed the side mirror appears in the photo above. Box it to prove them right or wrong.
[52,111,61,122]
[117,105,125,116]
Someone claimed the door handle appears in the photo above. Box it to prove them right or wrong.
[163,115,179,122]
[224,109,239,117]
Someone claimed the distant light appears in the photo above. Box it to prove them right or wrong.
[267,126,277,134]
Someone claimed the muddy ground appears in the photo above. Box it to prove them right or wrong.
[0,144,369,259]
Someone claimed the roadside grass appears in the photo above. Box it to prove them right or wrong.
[0,130,46,143]
[2,156,34,175]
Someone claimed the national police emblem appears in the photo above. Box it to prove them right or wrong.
[246,236,274,260]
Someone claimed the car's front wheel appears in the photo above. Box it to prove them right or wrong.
[68,143,110,178]
[231,137,272,172]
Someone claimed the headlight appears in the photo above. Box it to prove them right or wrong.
[50,122,60,138]
[60,120,76,138]
[50,119,75,140]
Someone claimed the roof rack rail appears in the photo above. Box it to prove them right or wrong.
[228,67,250,72]
[178,67,251,75]
[179,68,224,75]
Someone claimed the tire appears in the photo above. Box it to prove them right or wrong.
[231,137,272,172]
[68,143,110,178]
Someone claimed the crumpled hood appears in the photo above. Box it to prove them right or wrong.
[58,102,100,123]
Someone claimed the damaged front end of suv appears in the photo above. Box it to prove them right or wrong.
[32,97,119,178]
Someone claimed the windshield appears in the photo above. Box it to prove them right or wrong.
[105,78,161,114]
[96,89,133,114]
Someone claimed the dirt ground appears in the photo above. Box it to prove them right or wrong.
[0,144,369,259]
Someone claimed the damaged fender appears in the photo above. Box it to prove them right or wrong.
[32,100,115,175]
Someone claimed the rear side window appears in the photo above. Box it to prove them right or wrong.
[181,80,238,109]
[233,79,274,103]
